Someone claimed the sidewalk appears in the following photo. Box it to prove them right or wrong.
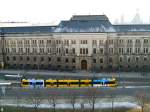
[0,69,150,78]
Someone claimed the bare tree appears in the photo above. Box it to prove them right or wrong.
[86,88,99,112]
[80,96,86,112]
[67,90,78,111]
[28,89,43,112]
[109,94,116,112]
[15,89,22,112]
[135,91,150,112]
[47,93,58,112]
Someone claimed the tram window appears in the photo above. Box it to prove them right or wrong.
[30,82,34,85]
[22,82,29,85]
[108,81,115,84]
[46,82,51,85]
[53,82,58,85]
[80,81,91,85]
[36,82,43,85]
[70,82,79,84]
[58,82,68,85]
[93,81,102,84]
[103,81,109,85]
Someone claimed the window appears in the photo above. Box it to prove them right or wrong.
[86,48,88,54]
[135,48,140,53]
[57,57,61,62]
[144,57,147,61]
[47,48,51,53]
[127,39,132,44]
[72,48,75,54]
[99,40,103,44]
[19,48,23,53]
[93,59,96,63]
[100,48,104,54]
[119,39,123,44]
[40,48,44,53]
[80,48,88,54]
[100,66,103,70]
[5,48,10,53]
[119,57,123,62]
[26,48,30,53]
[33,57,36,61]
[136,57,139,62]
[80,48,82,54]
[39,40,44,44]
[83,49,86,54]
[57,48,61,54]
[65,58,69,63]
[27,57,30,61]
[135,39,140,44]
[127,57,131,63]
[47,40,51,44]
[48,57,51,62]
[100,58,103,63]
[109,57,112,63]
[24,40,30,44]
[109,40,113,44]
[33,48,37,53]
[127,48,132,54]
[143,48,148,53]
[41,57,44,62]
[64,40,69,45]
[128,65,130,68]
[144,39,148,44]
[71,40,76,44]
[80,40,87,44]
[18,40,23,44]
[20,56,23,61]
[6,56,9,61]
[118,48,123,54]
[12,48,16,53]
[92,40,97,45]
[72,58,75,63]
[32,40,37,44]
[66,48,68,54]
[93,48,96,54]
[109,48,113,54]
[13,56,16,61]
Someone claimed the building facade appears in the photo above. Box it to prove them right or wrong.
[1,15,150,72]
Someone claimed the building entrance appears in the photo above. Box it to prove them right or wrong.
[81,60,87,70]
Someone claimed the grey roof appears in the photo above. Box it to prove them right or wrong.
[54,15,115,32]
[1,15,150,34]
[71,15,108,21]
[113,24,150,32]
[0,26,56,34]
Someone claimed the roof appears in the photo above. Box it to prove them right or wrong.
[113,24,150,32]
[0,26,56,34]
[54,15,115,32]
[1,15,150,34]
[71,15,108,21]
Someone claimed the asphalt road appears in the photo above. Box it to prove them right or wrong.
[0,70,150,99]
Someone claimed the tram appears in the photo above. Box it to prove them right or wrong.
[21,78,117,88]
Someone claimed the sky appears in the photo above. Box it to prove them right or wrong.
[0,0,150,25]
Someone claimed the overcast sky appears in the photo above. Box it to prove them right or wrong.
[0,0,150,24]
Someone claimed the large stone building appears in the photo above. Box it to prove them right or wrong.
[1,15,150,72]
